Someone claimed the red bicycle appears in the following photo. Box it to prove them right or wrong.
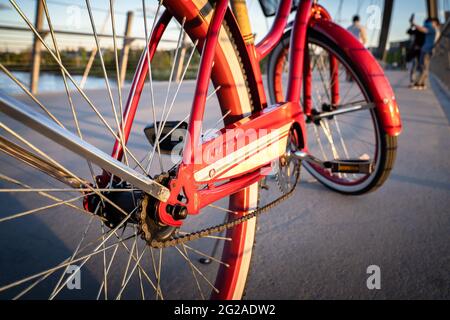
[0,0,401,299]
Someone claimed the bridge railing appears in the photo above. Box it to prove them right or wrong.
[0,2,181,95]
[430,18,450,92]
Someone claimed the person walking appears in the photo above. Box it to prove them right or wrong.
[347,15,368,46]
[411,17,440,90]
[346,15,367,81]
[406,15,426,86]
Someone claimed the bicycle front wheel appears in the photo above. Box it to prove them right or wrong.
[0,0,257,299]
[267,28,397,195]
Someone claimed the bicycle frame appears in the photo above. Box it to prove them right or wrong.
[109,0,401,227]
[106,0,315,226]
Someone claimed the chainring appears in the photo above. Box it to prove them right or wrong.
[138,173,177,245]
[276,128,302,194]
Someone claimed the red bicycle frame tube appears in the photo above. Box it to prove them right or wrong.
[286,0,313,103]
[255,0,293,60]
[303,46,313,115]
[182,0,229,165]
[270,3,335,114]
[111,10,172,161]
[330,56,340,105]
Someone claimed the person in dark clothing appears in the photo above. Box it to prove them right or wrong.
[411,17,440,90]
[406,26,425,85]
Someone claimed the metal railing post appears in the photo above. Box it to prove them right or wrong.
[119,11,134,86]
[426,0,439,19]
[376,0,394,61]
[173,32,187,82]
[30,0,44,94]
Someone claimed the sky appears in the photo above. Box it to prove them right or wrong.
[0,0,449,52]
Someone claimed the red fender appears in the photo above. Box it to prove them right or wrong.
[310,19,402,137]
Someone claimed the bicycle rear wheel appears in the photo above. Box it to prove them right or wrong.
[267,28,397,195]
[0,0,257,299]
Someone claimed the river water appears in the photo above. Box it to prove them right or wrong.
[0,71,130,94]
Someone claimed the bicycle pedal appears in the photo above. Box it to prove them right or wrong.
[323,159,374,174]
[144,121,188,154]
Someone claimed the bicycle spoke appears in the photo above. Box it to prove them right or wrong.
[207,204,239,215]
[100,222,109,299]
[115,232,161,299]
[310,98,328,161]
[80,6,111,89]
[85,0,130,168]
[134,227,146,300]
[202,110,230,138]
[144,20,195,174]
[0,63,64,128]
[115,246,148,300]
[156,248,163,300]
[0,228,134,294]
[42,0,80,137]
[50,215,96,298]
[134,113,190,171]
[143,0,164,172]
[336,118,376,145]
[11,215,95,300]
[333,117,350,159]
[96,240,120,300]
[8,0,115,138]
[184,244,229,267]
[118,228,139,298]
[145,39,199,172]
[207,85,222,101]
[0,173,102,219]
[49,212,137,299]
[0,122,146,222]
[8,0,146,173]
[319,119,340,160]
[160,17,186,127]
[180,244,205,300]
[0,192,93,223]
[109,0,126,162]
[175,245,219,294]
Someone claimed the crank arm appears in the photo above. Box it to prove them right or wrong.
[0,93,170,202]
[294,151,373,174]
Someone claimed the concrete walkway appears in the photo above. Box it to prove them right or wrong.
[246,71,450,299]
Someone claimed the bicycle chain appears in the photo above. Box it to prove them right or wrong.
[140,173,299,249]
